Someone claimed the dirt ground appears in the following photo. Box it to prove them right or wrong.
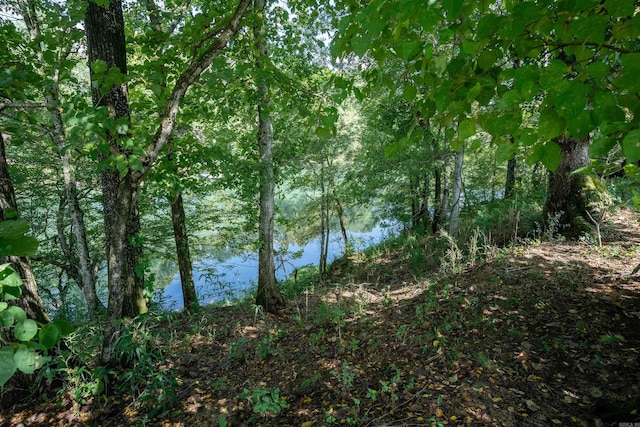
[2,209,640,426]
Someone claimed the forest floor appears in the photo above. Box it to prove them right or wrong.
[2,208,640,426]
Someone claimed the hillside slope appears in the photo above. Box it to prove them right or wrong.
[2,209,640,426]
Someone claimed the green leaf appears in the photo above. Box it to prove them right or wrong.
[607,0,635,17]
[53,318,74,336]
[402,84,417,102]
[91,60,108,74]
[528,140,562,172]
[7,306,26,323]
[129,155,143,171]
[315,127,331,139]
[14,319,38,342]
[442,0,464,19]
[496,140,517,163]
[622,130,640,163]
[589,136,617,157]
[39,323,61,349]
[0,347,17,387]
[385,136,412,158]
[0,310,14,327]
[459,118,476,140]
[538,109,566,140]
[0,302,7,311]
[418,7,440,31]
[624,163,639,179]
[399,40,422,62]
[0,219,38,257]
[14,348,37,374]
[351,34,371,57]
[0,264,21,287]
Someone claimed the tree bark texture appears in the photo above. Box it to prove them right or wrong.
[0,133,49,324]
[254,0,284,313]
[85,0,147,364]
[432,166,442,233]
[170,191,198,311]
[543,135,596,234]
[449,145,464,238]
[505,157,516,198]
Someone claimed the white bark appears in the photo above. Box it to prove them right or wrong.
[449,145,465,238]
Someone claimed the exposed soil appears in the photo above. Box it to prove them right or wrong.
[2,208,640,426]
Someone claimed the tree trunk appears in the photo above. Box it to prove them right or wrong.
[254,0,284,313]
[432,166,442,233]
[170,191,198,311]
[449,145,464,238]
[505,156,516,198]
[415,174,430,232]
[15,0,103,318]
[543,135,597,235]
[333,189,349,252]
[319,172,329,275]
[0,132,48,324]
[85,0,148,364]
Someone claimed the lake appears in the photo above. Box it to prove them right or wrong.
[160,222,398,309]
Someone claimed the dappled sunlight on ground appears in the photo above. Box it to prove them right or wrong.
[2,208,640,426]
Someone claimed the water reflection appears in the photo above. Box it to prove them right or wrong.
[160,223,397,310]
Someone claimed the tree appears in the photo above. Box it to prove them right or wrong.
[0,132,48,324]
[332,0,640,231]
[84,0,147,365]
[254,0,285,312]
[12,0,103,317]
[83,0,251,363]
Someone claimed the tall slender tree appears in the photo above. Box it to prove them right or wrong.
[254,0,285,312]
[14,0,103,317]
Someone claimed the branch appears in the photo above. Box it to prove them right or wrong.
[0,102,48,112]
[135,0,252,183]
[535,40,636,55]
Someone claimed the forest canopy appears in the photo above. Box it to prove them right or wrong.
[0,0,639,425]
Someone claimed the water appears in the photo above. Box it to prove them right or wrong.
[160,223,398,309]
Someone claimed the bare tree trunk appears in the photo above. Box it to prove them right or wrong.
[332,189,349,252]
[505,157,516,198]
[449,145,464,238]
[438,158,451,232]
[170,191,198,311]
[0,132,48,324]
[432,166,442,233]
[319,172,329,275]
[254,0,284,313]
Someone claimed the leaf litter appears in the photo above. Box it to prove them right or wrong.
[1,209,640,426]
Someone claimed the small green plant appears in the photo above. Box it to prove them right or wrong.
[300,372,321,390]
[314,302,346,339]
[395,324,409,344]
[600,332,625,344]
[112,314,179,417]
[0,265,74,388]
[309,328,326,347]
[257,334,281,360]
[226,338,249,360]
[382,286,393,307]
[239,386,289,417]
[331,359,355,394]
[346,338,360,351]
[212,376,228,390]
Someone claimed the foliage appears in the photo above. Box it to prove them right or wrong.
[238,386,289,417]
[0,221,73,388]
